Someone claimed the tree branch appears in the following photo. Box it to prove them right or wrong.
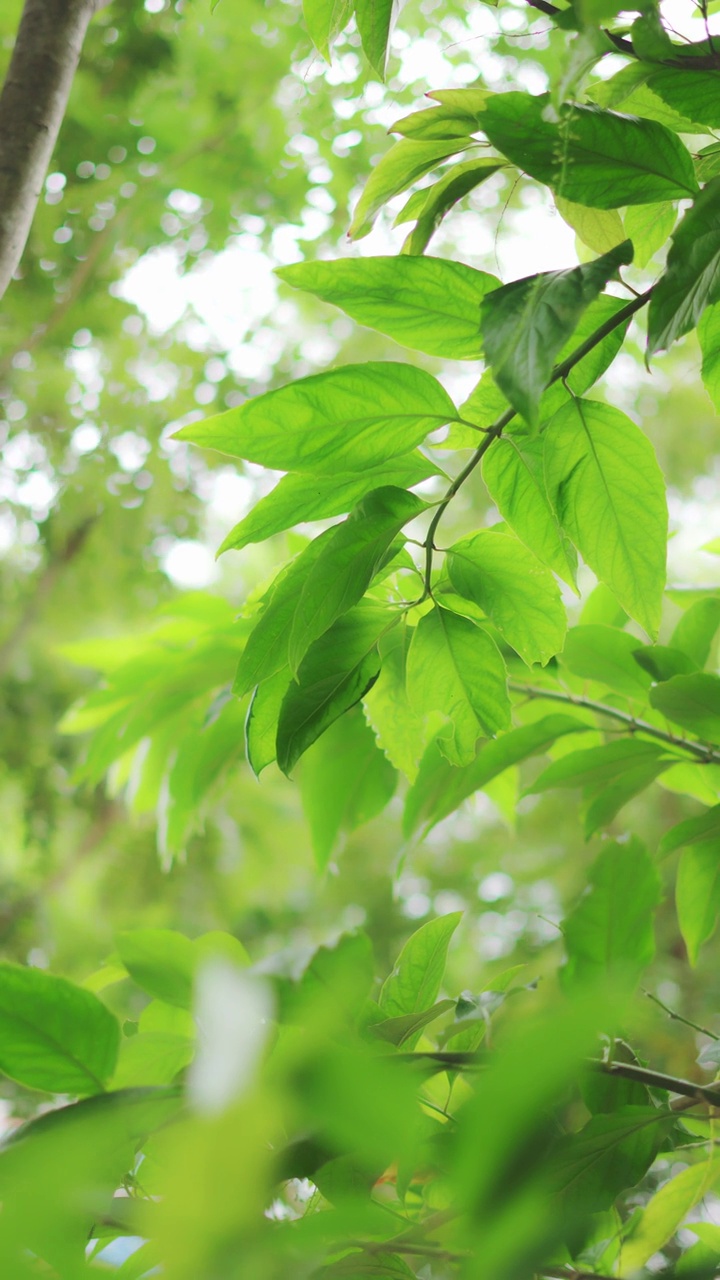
[0,0,106,301]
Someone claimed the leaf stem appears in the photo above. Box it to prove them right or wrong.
[508,680,720,765]
[644,988,720,1040]
[421,287,652,598]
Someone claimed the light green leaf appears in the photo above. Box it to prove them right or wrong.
[278,256,499,359]
[324,1253,416,1278]
[648,177,720,355]
[355,0,395,77]
[0,964,120,1096]
[671,595,720,667]
[303,0,352,59]
[217,453,439,555]
[530,739,675,837]
[363,620,430,781]
[555,198,625,255]
[480,241,632,426]
[699,301,720,412]
[624,201,677,270]
[370,998,455,1046]
[676,843,720,965]
[111,1032,194,1089]
[447,530,566,666]
[117,929,247,1009]
[621,1152,720,1273]
[543,399,667,637]
[276,603,393,774]
[481,436,577,589]
[289,486,425,673]
[562,838,661,990]
[403,714,591,836]
[349,138,474,240]
[173,362,457,474]
[650,672,720,741]
[400,158,502,255]
[480,93,698,208]
[299,707,397,868]
[380,912,461,1019]
[632,644,697,683]
[660,804,720,857]
[406,607,510,767]
[561,624,652,697]
[245,667,290,776]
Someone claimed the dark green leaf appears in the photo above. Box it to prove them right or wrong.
[406,607,510,767]
[447,530,567,666]
[649,672,720,741]
[552,1106,673,1220]
[0,964,119,1096]
[349,138,475,240]
[404,714,590,835]
[173,362,457,474]
[648,177,720,355]
[480,241,632,426]
[561,624,652,697]
[562,838,661,989]
[276,603,393,774]
[278,255,499,360]
[217,454,439,555]
[543,399,667,638]
[480,93,698,208]
[644,68,720,130]
[288,486,425,673]
[299,707,397,868]
[379,912,461,1019]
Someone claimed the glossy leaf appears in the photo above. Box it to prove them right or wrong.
[562,838,661,990]
[479,241,632,426]
[278,255,499,359]
[349,138,474,240]
[245,667,290,776]
[173,362,457,474]
[649,673,720,741]
[379,912,461,1018]
[648,177,720,355]
[406,607,510,767]
[447,530,567,666]
[0,965,119,1096]
[400,158,503,255]
[543,399,667,637]
[480,93,698,208]
[288,486,425,673]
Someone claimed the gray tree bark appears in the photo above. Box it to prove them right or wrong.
[0,0,102,302]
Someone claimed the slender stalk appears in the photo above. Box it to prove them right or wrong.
[644,988,720,1041]
[509,681,720,765]
[421,289,652,596]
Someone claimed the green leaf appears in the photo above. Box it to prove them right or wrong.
[403,714,591,835]
[530,739,675,837]
[406,607,510,767]
[379,912,461,1019]
[621,1152,720,1274]
[400,158,503,254]
[245,667,290,776]
[660,804,720,857]
[552,1106,674,1220]
[562,838,661,990]
[117,929,247,1009]
[561,624,652,697]
[370,998,455,1046]
[173,361,457,474]
[623,201,677,270]
[364,621,430,781]
[481,242,632,426]
[391,101,484,140]
[632,644,697,683]
[283,932,375,1024]
[543,398,667,638]
[670,595,720,667]
[555,198,625,255]
[481,436,578,589]
[447,530,567,666]
[697,141,720,183]
[234,532,335,697]
[349,138,474,240]
[217,454,439,555]
[648,177,720,355]
[480,93,698,208]
[650,673,720,741]
[111,1032,194,1089]
[699,301,720,412]
[355,0,395,77]
[288,486,425,673]
[676,843,720,965]
[303,0,352,59]
[278,256,499,360]
[643,68,720,131]
[324,1254,416,1278]
[299,707,397,868]
[276,603,393,774]
[0,964,120,1096]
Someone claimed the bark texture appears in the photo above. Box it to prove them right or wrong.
[0,0,100,302]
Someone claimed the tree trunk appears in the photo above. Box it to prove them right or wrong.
[0,0,101,302]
